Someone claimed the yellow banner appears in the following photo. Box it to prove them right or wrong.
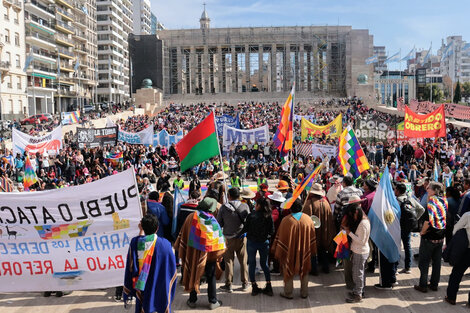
[301,114,342,141]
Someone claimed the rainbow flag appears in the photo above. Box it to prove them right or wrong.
[427,196,447,230]
[273,84,294,157]
[106,151,123,167]
[134,234,157,291]
[0,176,13,192]
[282,163,323,209]
[333,230,350,264]
[24,156,38,191]
[188,211,225,252]
[337,125,370,179]
[70,110,80,123]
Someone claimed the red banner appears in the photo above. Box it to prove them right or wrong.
[398,99,470,120]
[404,105,446,138]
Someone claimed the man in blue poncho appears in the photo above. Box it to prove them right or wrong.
[123,214,177,313]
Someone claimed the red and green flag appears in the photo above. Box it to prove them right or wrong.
[176,112,220,173]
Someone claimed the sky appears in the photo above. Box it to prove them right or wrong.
[151,0,470,70]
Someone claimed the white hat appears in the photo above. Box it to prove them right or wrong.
[268,191,287,203]
[309,183,325,197]
[212,171,228,181]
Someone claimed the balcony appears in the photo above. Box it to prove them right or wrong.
[56,7,73,22]
[0,61,11,71]
[26,31,56,49]
[54,20,74,35]
[55,0,73,10]
[55,33,74,47]
[24,0,55,19]
[25,14,55,35]
[31,48,56,63]
[73,31,87,42]
[12,0,21,10]
[74,45,87,54]
[3,0,12,7]
[74,18,87,29]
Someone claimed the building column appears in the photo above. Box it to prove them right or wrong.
[176,47,182,94]
[190,46,196,94]
[217,46,223,93]
[299,45,305,91]
[203,45,209,94]
[285,44,291,91]
[271,44,277,92]
[258,45,263,92]
[245,44,250,92]
[231,46,237,93]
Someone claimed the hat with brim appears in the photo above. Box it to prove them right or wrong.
[345,195,366,205]
[364,179,378,190]
[329,175,343,183]
[212,171,228,181]
[268,191,287,203]
[240,188,256,199]
[276,180,289,191]
[197,197,218,213]
[416,179,425,187]
[309,183,325,197]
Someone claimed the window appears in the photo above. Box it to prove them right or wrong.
[7,76,12,88]
[5,52,11,63]
[17,76,22,90]
[14,12,19,24]
[5,29,10,43]
[14,32,19,46]
[4,8,9,21]
[8,100,13,114]
[15,54,20,68]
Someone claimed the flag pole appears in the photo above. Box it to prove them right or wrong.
[290,82,295,179]
[212,109,228,203]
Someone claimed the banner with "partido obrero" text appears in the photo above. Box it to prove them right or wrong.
[0,168,142,292]
[404,105,446,138]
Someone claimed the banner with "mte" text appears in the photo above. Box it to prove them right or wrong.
[0,168,141,292]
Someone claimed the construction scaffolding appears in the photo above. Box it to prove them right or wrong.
[159,24,361,98]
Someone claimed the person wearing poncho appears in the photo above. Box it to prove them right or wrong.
[123,214,177,313]
[174,197,226,309]
[271,198,317,299]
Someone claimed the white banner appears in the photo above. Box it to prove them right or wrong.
[311,144,337,160]
[222,124,269,149]
[0,168,141,292]
[118,124,154,145]
[12,127,63,157]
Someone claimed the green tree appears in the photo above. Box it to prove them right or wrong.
[423,84,443,102]
[461,81,470,98]
[453,81,462,103]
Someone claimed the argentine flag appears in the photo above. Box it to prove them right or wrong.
[401,47,416,61]
[368,166,401,263]
[365,55,378,65]
[384,51,400,64]
[171,187,186,239]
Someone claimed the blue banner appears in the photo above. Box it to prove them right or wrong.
[153,129,183,148]
[215,114,240,136]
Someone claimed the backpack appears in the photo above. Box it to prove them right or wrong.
[400,198,418,232]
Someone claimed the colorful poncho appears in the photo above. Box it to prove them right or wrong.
[134,234,157,291]
[188,211,225,252]
[427,196,447,230]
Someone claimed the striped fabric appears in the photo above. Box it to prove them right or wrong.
[23,156,38,191]
[0,176,13,192]
[337,125,370,179]
[273,85,294,157]
[296,143,312,156]
[427,196,447,230]
[283,164,322,209]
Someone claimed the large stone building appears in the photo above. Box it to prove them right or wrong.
[157,8,374,102]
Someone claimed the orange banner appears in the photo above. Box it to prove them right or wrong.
[404,105,446,138]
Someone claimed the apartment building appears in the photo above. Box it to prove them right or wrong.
[96,0,133,104]
[132,0,151,35]
[439,36,470,84]
[1,0,27,120]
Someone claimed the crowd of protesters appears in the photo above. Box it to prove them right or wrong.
[1,97,470,309]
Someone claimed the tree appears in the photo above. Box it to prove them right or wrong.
[423,84,443,102]
[453,81,462,103]
[442,75,453,101]
[462,81,470,98]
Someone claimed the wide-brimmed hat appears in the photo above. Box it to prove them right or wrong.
[276,180,289,191]
[345,195,366,205]
[309,183,325,197]
[268,191,287,203]
[329,175,343,183]
[212,171,228,181]
[240,188,256,199]
[416,179,425,186]
[197,197,218,213]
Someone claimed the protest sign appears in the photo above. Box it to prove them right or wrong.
[404,105,446,138]
[12,127,63,157]
[294,114,315,122]
[300,114,342,140]
[61,111,81,125]
[311,144,337,159]
[215,114,240,136]
[153,129,184,148]
[77,127,118,148]
[355,116,392,141]
[0,168,141,292]
[118,124,154,145]
[222,124,269,149]
[398,99,470,120]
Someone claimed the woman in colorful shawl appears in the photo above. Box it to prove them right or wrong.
[123,214,177,313]
[414,182,447,293]
[174,197,226,310]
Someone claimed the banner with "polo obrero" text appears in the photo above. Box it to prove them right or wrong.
[0,168,141,292]
[404,105,446,138]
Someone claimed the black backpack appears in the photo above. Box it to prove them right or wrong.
[400,198,419,232]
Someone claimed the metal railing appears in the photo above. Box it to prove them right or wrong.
[26,31,55,44]
[56,47,74,57]
[56,6,73,19]
[25,0,55,15]
[32,64,56,73]
[54,20,74,32]
[26,13,53,29]
[31,48,55,59]
[55,32,72,43]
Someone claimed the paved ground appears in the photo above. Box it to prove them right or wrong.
[1,236,470,313]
